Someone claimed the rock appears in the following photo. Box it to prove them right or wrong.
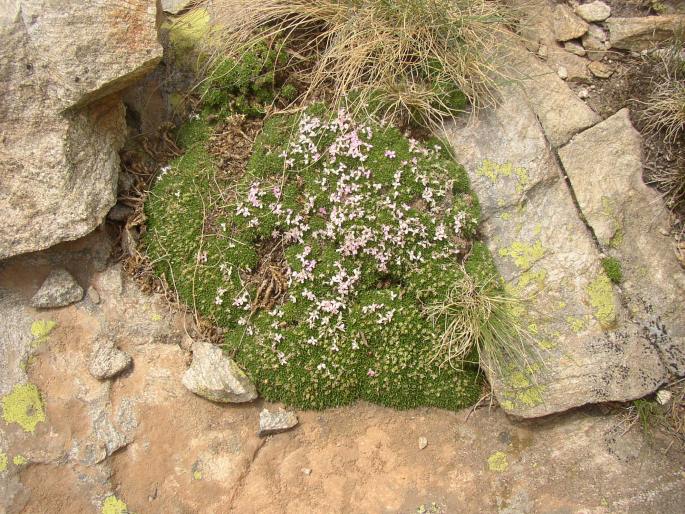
[182,342,258,403]
[445,88,668,417]
[578,87,590,99]
[513,51,600,146]
[582,30,609,61]
[588,60,613,78]
[418,437,428,450]
[656,390,672,405]
[87,286,101,305]
[258,408,298,437]
[31,269,84,309]
[301,467,312,476]
[553,5,589,41]
[89,336,132,380]
[565,41,587,57]
[0,1,162,259]
[107,204,135,222]
[162,0,194,15]
[558,109,685,376]
[537,44,548,60]
[557,65,569,80]
[575,1,611,23]
[550,50,593,83]
[607,16,685,52]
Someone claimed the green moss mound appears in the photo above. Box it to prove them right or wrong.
[145,103,500,410]
[601,256,622,284]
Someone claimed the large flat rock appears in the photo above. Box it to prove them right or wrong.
[607,15,685,52]
[559,109,685,376]
[445,89,668,417]
[0,1,162,259]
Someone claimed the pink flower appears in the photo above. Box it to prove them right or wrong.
[367,369,378,377]
[384,150,396,159]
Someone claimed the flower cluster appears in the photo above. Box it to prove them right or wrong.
[146,106,484,410]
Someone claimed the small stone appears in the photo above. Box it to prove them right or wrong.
[31,268,84,309]
[418,437,428,450]
[258,408,298,437]
[582,29,609,61]
[656,389,672,405]
[553,5,589,41]
[301,467,312,476]
[578,87,590,99]
[565,41,587,57]
[89,336,132,380]
[557,65,569,80]
[588,60,613,78]
[161,0,194,14]
[106,203,134,222]
[537,44,548,60]
[575,1,611,23]
[182,342,258,403]
[87,286,101,305]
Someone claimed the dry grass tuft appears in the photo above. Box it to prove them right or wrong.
[422,267,541,379]
[640,39,685,209]
[642,44,685,143]
[203,0,519,127]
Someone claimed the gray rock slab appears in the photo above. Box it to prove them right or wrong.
[31,269,84,309]
[445,89,668,417]
[559,108,685,375]
[258,408,298,437]
[0,1,162,259]
[182,342,258,403]
[607,15,685,52]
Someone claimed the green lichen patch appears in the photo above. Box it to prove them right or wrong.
[498,240,545,270]
[145,105,493,410]
[0,452,7,473]
[587,275,617,329]
[1,383,46,433]
[101,495,128,514]
[601,257,622,284]
[487,451,508,472]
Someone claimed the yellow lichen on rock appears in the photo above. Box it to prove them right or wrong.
[30,319,57,347]
[1,383,46,433]
[13,454,28,466]
[499,240,545,270]
[477,160,529,193]
[0,451,7,472]
[586,274,617,329]
[487,451,509,472]
[102,495,128,514]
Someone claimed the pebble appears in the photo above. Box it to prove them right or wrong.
[418,437,428,450]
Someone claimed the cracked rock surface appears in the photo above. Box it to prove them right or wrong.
[446,87,672,417]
